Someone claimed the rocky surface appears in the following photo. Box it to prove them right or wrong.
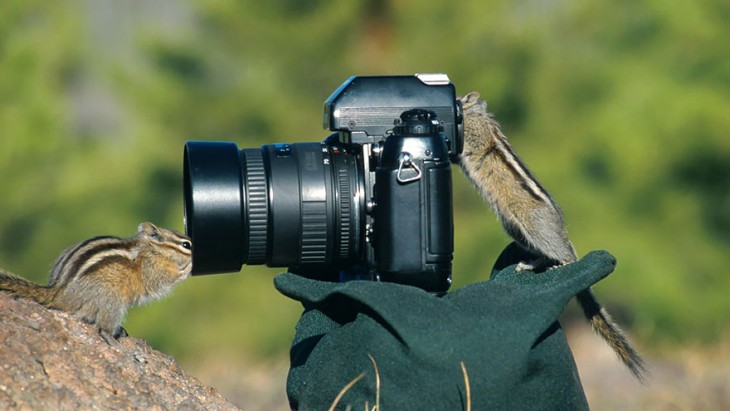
[0,292,241,410]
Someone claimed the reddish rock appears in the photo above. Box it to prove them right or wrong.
[0,292,240,410]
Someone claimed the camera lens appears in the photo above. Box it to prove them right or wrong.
[183,141,363,275]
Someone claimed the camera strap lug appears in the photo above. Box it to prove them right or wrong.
[396,152,422,183]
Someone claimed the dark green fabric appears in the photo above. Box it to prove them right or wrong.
[275,243,617,410]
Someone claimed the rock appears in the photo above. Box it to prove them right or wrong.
[0,292,241,410]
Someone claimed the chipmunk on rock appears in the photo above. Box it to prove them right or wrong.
[0,222,192,345]
[458,92,647,380]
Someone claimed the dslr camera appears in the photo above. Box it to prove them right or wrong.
[183,74,463,292]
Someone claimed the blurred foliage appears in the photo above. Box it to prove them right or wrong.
[1,0,729,367]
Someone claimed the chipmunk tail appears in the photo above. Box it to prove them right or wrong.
[0,268,59,307]
[577,288,649,382]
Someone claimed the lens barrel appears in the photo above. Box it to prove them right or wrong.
[183,141,363,275]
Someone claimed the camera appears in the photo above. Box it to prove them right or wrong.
[183,74,463,292]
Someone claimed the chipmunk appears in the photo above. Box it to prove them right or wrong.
[0,222,192,345]
[458,92,647,380]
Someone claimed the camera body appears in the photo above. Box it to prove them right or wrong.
[184,74,463,292]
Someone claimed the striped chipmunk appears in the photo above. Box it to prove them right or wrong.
[0,222,192,345]
[458,92,647,380]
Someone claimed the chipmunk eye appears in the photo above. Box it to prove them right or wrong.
[181,241,192,250]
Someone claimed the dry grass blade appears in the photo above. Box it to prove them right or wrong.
[368,354,380,411]
[329,372,366,411]
[461,361,471,411]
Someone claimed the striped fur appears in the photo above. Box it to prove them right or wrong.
[49,236,135,287]
[1,222,192,345]
[459,92,647,381]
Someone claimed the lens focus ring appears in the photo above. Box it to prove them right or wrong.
[243,149,267,264]
[337,166,351,259]
[301,202,327,263]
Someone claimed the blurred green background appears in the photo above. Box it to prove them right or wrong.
[1,0,729,406]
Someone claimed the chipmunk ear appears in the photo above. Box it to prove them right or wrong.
[460,91,487,111]
[461,91,480,100]
[138,222,162,240]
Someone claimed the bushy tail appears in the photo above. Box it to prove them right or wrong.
[576,288,648,381]
[0,268,58,307]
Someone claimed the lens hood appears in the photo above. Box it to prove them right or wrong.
[184,141,246,274]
